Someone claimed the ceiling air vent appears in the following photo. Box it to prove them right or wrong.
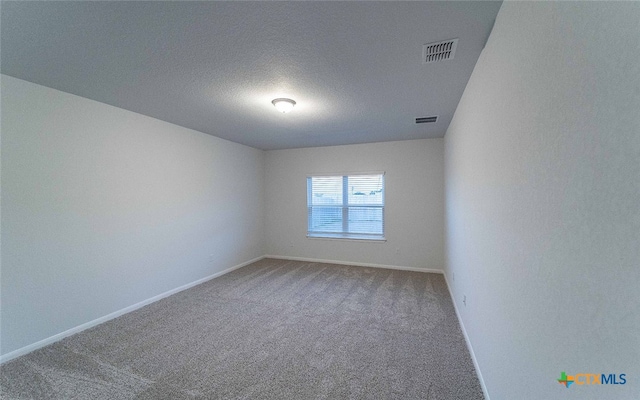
[416,116,438,124]
[423,38,458,64]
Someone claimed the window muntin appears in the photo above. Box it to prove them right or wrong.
[307,174,385,240]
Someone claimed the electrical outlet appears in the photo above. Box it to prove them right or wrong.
[463,295,467,306]
[395,247,400,255]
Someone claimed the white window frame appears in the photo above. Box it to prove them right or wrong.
[306,172,385,241]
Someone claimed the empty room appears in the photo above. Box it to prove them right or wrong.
[1,1,638,399]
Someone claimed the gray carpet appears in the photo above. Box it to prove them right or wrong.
[0,258,484,399]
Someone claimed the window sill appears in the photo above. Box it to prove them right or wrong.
[306,234,386,242]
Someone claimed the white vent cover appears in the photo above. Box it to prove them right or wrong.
[423,38,458,64]
[416,116,438,124]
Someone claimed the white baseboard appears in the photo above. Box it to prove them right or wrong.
[0,255,265,364]
[443,273,490,400]
[264,255,444,274]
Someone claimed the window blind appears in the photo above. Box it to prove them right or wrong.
[307,174,385,240]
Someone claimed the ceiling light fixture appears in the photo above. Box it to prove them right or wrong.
[271,98,296,113]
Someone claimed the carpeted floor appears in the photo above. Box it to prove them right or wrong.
[0,258,484,399]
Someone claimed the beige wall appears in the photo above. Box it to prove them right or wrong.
[445,2,640,399]
[265,139,445,270]
[1,75,265,357]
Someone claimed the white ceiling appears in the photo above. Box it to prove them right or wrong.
[1,1,501,150]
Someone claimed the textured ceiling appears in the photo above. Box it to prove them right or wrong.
[1,1,502,150]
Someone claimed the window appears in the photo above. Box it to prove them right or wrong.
[307,173,385,240]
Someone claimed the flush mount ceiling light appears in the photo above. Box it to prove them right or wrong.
[271,98,296,113]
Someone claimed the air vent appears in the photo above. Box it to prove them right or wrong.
[423,38,458,64]
[416,116,438,124]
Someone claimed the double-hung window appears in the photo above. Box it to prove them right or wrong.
[307,173,385,240]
